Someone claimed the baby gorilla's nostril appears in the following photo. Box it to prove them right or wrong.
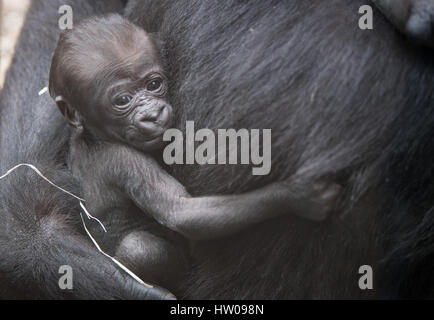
[149,106,164,121]
[139,105,165,122]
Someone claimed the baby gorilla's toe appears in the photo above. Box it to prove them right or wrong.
[405,0,434,47]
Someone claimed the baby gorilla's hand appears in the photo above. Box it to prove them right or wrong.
[303,181,342,221]
[278,178,342,222]
[405,0,434,47]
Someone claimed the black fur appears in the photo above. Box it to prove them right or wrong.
[1,0,434,299]
[0,0,170,299]
[127,0,434,298]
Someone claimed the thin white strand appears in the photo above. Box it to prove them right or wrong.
[79,212,153,288]
[79,201,107,232]
[0,163,108,233]
[0,163,151,288]
[38,86,48,96]
[0,163,84,201]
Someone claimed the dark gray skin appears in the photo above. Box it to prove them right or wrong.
[49,14,341,287]
[375,0,434,47]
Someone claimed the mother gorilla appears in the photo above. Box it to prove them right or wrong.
[1,0,434,299]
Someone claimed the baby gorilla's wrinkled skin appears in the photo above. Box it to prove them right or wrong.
[49,14,341,291]
[375,0,434,47]
[50,16,172,151]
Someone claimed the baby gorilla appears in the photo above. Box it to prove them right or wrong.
[375,0,434,47]
[49,14,341,289]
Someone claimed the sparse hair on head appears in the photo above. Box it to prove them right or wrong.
[48,14,157,107]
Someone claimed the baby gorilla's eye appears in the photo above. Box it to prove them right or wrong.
[146,78,163,92]
[114,95,133,106]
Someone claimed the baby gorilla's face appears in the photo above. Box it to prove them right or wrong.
[82,30,173,151]
[49,15,174,151]
[99,72,173,151]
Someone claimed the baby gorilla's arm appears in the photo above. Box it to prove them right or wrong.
[163,180,341,240]
[109,145,341,240]
[374,0,434,47]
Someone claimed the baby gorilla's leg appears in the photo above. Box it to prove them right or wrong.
[115,231,187,289]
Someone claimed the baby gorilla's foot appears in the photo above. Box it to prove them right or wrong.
[116,231,186,289]
[405,0,434,47]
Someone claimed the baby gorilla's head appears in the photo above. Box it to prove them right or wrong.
[49,14,172,151]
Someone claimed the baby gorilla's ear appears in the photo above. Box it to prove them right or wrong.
[55,96,83,128]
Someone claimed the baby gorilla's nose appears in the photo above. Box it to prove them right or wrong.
[148,105,164,122]
[136,105,172,138]
[139,105,170,125]
[140,105,164,122]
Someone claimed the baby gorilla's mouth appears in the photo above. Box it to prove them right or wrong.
[126,128,166,151]
[143,132,165,142]
[131,105,173,149]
